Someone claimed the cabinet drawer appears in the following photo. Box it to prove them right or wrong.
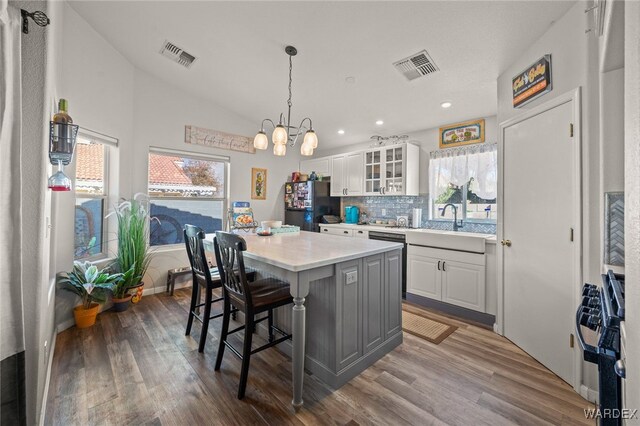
[354,229,369,238]
[321,227,354,237]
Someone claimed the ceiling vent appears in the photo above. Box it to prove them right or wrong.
[159,40,196,69]
[393,50,439,81]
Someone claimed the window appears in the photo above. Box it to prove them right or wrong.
[429,144,497,223]
[148,149,228,246]
[74,137,108,260]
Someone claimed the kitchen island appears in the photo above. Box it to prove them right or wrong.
[205,231,403,408]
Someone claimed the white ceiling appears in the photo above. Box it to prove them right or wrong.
[68,0,576,148]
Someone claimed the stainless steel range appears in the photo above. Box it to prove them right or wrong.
[576,270,626,425]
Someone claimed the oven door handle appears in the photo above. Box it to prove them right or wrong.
[575,305,599,364]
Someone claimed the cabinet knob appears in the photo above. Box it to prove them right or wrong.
[501,239,512,247]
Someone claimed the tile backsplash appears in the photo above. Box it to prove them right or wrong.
[341,195,496,235]
[604,192,624,266]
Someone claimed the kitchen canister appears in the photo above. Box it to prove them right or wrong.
[412,208,422,228]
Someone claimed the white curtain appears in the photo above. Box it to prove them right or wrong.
[429,143,498,200]
[0,4,25,361]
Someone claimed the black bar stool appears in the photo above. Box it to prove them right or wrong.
[183,225,255,353]
[212,231,293,399]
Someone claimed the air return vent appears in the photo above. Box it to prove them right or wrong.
[159,40,197,69]
[393,50,439,81]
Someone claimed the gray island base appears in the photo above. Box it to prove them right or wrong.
[206,231,403,408]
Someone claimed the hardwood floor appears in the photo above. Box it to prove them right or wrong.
[45,289,594,425]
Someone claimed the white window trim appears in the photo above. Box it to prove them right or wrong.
[148,147,230,248]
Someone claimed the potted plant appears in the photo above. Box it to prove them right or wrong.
[111,194,153,306]
[110,265,137,312]
[59,261,122,328]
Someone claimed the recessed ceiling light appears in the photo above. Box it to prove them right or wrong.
[375,120,384,125]
[345,76,356,84]
[441,101,452,109]
[338,130,345,135]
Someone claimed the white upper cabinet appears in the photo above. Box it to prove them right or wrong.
[331,152,364,196]
[308,143,419,197]
[345,152,364,196]
[364,144,420,196]
[330,155,346,196]
[299,157,331,177]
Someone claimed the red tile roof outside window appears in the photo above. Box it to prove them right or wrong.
[148,154,192,185]
[75,142,104,194]
[148,153,224,198]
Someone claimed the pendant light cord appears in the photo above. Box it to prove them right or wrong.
[288,54,293,110]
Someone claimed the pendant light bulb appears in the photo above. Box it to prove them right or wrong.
[300,141,314,156]
[272,124,288,145]
[273,143,287,156]
[303,130,318,149]
[253,131,268,150]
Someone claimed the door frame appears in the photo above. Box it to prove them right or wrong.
[496,87,583,392]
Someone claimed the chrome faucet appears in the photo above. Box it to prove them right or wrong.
[441,203,464,231]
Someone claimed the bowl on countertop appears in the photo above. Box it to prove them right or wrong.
[261,220,282,229]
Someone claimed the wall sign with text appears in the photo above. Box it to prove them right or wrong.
[185,125,255,154]
[512,55,552,108]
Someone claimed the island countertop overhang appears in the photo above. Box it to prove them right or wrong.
[205,231,403,272]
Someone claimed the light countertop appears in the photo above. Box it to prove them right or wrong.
[319,223,497,243]
[205,231,403,272]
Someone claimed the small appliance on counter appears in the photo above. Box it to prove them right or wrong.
[284,181,340,232]
[345,206,360,224]
[321,215,341,224]
[411,208,422,228]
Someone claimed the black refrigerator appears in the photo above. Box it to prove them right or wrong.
[284,181,340,232]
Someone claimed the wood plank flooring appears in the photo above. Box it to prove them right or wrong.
[45,289,594,425]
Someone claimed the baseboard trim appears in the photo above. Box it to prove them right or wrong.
[580,384,599,403]
[38,331,57,426]
[405,293,496,327]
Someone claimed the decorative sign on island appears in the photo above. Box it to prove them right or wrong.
[185,125,256,154]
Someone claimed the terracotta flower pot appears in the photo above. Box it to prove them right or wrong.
[130,282,144,304]
[112,294,133,312]
[73,303,100,328]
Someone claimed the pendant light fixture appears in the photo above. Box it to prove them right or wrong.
[254,45,317,156]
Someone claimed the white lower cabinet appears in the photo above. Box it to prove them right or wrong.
[407,254,441,299]
[407,245,486,313]
[440,258,485,312]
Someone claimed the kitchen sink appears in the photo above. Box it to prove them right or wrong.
[405,229,490,253]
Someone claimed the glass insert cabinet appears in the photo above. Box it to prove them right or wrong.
[364,144,419,196]
[300,142,419,197]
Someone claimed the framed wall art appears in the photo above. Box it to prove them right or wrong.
[251,168,267,200]
[439,118,485,149]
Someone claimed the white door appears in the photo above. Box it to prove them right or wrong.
[442,259,486,312]
[330,155,345,196]
[345,152,364,196]
[502,100,577,385]
[407,253,441,300]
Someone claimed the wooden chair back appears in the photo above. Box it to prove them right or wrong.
[213,231,252,306]
[184,224,216,288]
